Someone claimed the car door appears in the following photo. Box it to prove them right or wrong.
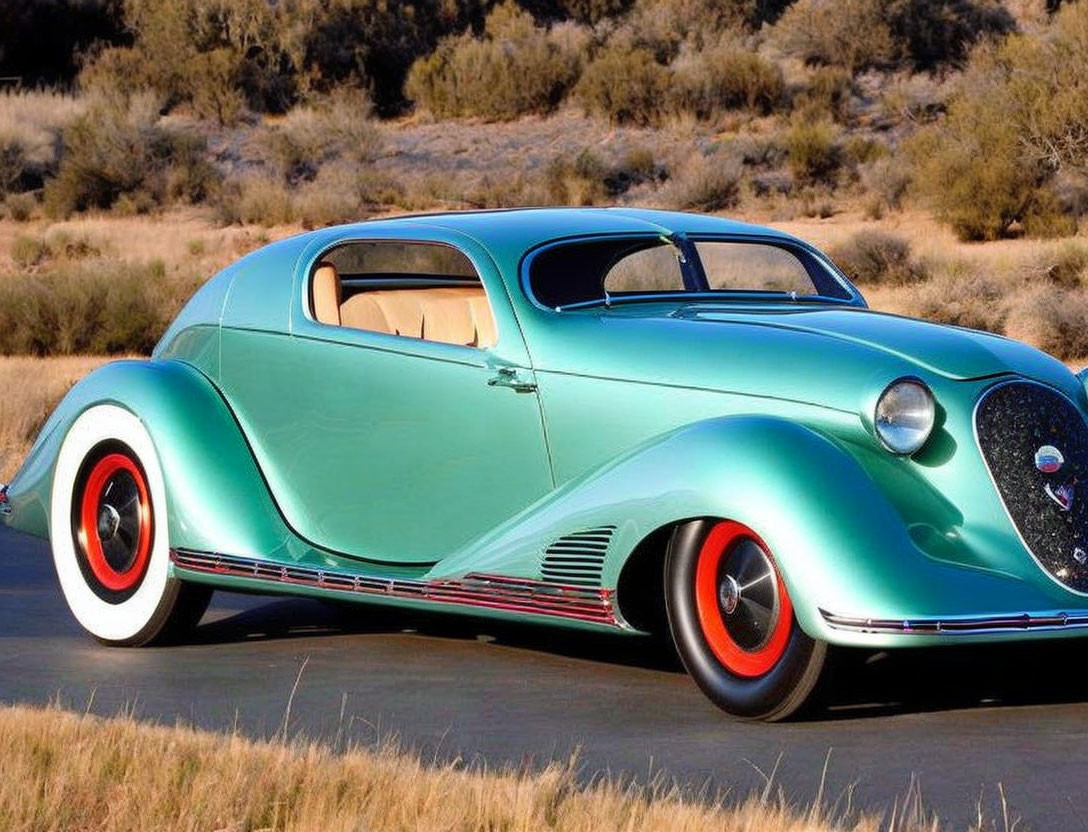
[218,227,553,565]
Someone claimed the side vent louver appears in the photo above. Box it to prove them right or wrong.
[541,526,616,587]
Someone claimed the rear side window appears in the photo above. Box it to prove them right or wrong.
[695,241,817,295]
[310,241,498,348]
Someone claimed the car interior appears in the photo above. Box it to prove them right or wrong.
[310,242,498,348]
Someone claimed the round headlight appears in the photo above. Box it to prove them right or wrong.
[874,379,935,455]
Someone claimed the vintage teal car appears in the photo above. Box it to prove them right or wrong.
[3,207,1088,720]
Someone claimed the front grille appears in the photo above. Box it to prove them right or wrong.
[975,380,1088,593]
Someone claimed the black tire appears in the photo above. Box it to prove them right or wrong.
[664,518,829,721]
[51,404,214,648]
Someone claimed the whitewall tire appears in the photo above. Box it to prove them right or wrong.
[50,404,211,646]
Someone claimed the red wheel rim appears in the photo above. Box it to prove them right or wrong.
[77,453,152,592]
[694,520,792,678]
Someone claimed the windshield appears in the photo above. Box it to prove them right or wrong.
[527,235,855,309]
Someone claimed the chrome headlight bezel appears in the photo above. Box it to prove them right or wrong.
[874,378,936,456]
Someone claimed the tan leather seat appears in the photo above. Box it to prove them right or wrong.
[340,293,392,334]
[311,263,341,326]
[330,283,498,348]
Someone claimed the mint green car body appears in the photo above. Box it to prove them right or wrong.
[6,207,1088,649]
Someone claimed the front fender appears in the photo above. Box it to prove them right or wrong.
[3,359,290,558]
[435,414,1058,643]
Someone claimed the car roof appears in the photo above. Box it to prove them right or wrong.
[354,207,794,253]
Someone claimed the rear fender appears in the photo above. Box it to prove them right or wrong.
[3,360,290,558]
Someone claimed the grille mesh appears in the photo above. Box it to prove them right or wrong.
[975,380,1088,593]
[541,526,615,587]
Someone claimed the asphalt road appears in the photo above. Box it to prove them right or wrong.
[4,527,1088,829]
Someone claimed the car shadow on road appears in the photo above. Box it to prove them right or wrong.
[189,592,684,671]
[193,593,1088,719]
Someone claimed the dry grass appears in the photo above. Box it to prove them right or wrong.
[0,355,113,481]
[0,703,947,832]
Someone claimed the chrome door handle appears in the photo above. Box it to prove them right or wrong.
[487,366,537,393]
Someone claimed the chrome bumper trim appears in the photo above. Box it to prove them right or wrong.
[820,608,1088,635]
[171,549,621,627]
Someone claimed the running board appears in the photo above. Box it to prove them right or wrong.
[171,549,621,627]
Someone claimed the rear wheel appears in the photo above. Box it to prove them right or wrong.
[50,404,211,646]
[665,519,828,721]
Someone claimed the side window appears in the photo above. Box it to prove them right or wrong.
[695,241,817,295]
[309,242,498,348]
[603,242,684,294]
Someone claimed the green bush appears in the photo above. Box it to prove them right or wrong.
[670,46,785,119]
[42,93,216,218]
[574,47,670,126]
[0,262,197,356]
[406,3,581,120]
[828,231,927,286]
[784,120,840,184]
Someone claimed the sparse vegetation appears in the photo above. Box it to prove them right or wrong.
[0,703,955,832]
[829,230,927,285]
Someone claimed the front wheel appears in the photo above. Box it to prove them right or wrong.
[50,404,211,646]
[665,519,828,721]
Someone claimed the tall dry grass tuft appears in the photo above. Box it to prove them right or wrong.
[0,703,947,832]
[0,356,112,480]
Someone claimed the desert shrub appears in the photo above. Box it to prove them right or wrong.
[907,74,1071,242]
[213,175,295,227]
[904,267,1006,333]
[1005,286,1088,360]
[0,91,86,197]
[83,0,301,121]
[523,0,634,23]
[829,231,927,286]
[574,46,670,126]
[783,120,840,184]
[406,4,581,120]
[792,67,854,123]
[661,153,742,211]
[1,193,36,222]
[258,93,383,184]
[11,236,48,270]
[42,93,215,218]
[770,0,899,72]
[1041,242,1088,288]
[0,261,196,356]
[877,73,948,125]
[543,150,611,205]
[770,0,1012,72]
[669,46,785,119]
[297,0,488,116]
[997,1,1088,177]
[608,0,786,61]
[859,157,910,216]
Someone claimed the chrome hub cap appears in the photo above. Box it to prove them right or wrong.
[716,539,780,651]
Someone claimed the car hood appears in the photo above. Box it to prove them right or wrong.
[681,305,1051,381]
[532,303,1081,413]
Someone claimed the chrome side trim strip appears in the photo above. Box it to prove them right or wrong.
[820,608,1088,635]
[171,549,621,627]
